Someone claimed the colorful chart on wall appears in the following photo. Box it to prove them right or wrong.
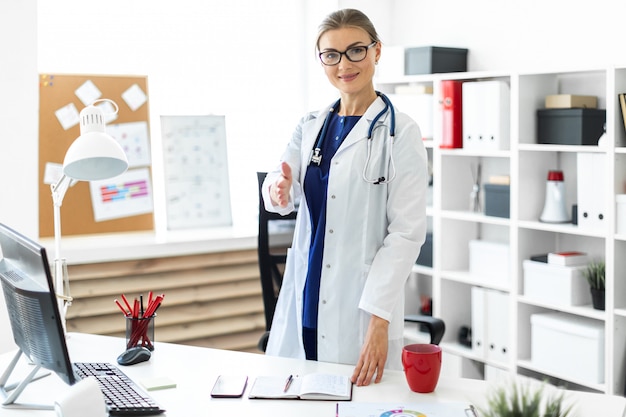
[160,115,232,230]
[38,74,154,237]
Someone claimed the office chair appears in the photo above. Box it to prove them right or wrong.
[256,172,445,351]
[256,172,296,352]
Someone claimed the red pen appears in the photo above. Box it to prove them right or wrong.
[120,294,133,313]
[132,298,139,319]
[144,294,164,318]
[114,299,129,316]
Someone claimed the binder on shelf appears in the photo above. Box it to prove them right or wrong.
[486,289,509,363]
[471,287,486,358]
[440,80,463,149]
[471,287,510,362]
[617,93,626,129]
[577,153,606,230]
[462,80,510,151]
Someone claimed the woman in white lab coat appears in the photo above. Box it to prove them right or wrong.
[261,9,428,387]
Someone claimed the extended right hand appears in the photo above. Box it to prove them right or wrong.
[271,162,292,208]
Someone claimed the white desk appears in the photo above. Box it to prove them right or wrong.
[1,333,624,416]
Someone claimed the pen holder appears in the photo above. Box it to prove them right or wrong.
[125,314,155,351]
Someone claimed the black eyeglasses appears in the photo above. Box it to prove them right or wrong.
[319,41,377,66]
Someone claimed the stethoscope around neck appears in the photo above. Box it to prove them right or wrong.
[308,91,397,185]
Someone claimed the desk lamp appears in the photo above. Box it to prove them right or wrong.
[50,99,128,329]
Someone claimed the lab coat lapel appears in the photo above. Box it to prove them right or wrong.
[300,104,331,178]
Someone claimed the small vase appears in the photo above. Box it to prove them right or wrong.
[590,288,605,311]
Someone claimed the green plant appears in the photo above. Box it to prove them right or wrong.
[477,381,572,417]
[583,260,605,290]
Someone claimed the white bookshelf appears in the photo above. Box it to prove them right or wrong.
[384,67,626,395]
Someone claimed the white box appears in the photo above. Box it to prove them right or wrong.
[523,260,591,306]
[531,312,604,383]
[469,240,510,286]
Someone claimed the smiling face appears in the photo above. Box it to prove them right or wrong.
[318,26,380,101]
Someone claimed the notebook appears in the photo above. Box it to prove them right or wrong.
[248,373,352,401]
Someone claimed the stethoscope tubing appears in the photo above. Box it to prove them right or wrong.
[309,92,397,184]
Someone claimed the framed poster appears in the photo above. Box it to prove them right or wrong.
[160,115,232,230]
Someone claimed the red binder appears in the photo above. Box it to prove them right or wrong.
[440,80,463,148]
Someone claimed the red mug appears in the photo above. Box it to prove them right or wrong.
[401,343,442,393]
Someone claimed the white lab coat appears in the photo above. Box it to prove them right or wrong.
[261,96,428,370]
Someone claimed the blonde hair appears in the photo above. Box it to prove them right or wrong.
[316,9,381,50]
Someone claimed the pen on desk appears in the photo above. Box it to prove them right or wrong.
[283,374,293,392]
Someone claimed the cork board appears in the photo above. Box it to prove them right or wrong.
[38,74,154,237]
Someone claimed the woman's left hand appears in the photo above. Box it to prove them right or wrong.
[351,315,389,386]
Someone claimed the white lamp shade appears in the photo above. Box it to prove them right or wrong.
[62,103,129,181]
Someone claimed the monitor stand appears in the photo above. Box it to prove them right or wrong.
[0,349,53,410]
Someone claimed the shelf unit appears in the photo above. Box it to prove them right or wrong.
[382,67,626,396]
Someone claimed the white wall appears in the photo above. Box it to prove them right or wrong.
[36,0,334,232]
[0,1,38,239]
[342,0,626,72]
[0,0,38,354]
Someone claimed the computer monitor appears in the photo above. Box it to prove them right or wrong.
[0,223,76,408]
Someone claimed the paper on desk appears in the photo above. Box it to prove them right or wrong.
[336,402,477,417]
[140,376,177,391]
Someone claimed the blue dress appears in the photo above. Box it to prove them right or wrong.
[302,111,360,359]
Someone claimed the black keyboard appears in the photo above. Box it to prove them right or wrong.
[73,362,165,416]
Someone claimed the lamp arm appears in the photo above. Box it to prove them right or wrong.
[50,174,73,328]
[50,174,72,263]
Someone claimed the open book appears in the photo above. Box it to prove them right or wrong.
[248,373,352,401]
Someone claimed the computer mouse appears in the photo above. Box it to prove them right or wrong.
[117,346,152,366]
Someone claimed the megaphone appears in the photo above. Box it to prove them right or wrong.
[539,170,570,223]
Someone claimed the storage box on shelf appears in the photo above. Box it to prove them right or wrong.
[484,184,510,218]
[530,312,604,384]
[522,260,591,307]
[537,108,606,146]
[469,240,510,287]
[404,46,468,75]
